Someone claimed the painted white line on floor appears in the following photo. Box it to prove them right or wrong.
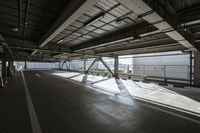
[35,73,42,78]
[21,71,42,133]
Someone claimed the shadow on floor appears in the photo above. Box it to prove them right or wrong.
[115,79,130,96]
[90,77,110,85]
[67,73,83,79]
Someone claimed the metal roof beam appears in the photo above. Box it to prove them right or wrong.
[31,0,99,55]
[71,22,157,51]
[97,43,186,56]
[5,37,71,53]
[117,0,198,52]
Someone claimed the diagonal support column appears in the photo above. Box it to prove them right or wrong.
[85,58,98,74]
[65,60,69,70]
[99,57,114,77]
[61,61,66,69]
[1,48,6,86]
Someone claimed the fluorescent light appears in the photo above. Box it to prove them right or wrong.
[12,28,19,31]
[57,39,64,44]
[184,19,200,26]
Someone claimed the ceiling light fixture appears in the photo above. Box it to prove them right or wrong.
[12,28,19,31]
[57,39,64,44]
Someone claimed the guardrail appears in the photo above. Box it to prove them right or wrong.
[118,65,192,84]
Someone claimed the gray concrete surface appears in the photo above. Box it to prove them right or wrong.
[0,72,32,132]
[1,70,200,133]
[194,52,200,86]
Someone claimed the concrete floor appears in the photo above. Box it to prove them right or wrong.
[53,71,200,115]
[0,70,200,133]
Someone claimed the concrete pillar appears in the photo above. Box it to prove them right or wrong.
[7,59,14,77]
[11,60,14,75]
[68,60,71,71]
[0,53,5,88]
[7,58,11,76]
[194,51,200,86]
[58,62,60,69]
[114,56,119,78]
[83,59,86,73]
[65,61,69,71]
[189,52,193,85]
[1,51,7,78]
[132,56,135,74]
[24,61,27,69]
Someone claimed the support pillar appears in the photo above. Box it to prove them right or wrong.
[194,51,200,86]
[69,60,71,71]
[189,51,194,85]
[24,61,27,69]
[7,58,11,77]
[132,56,135,74]
[11,60,14,75]
[0,53,5,88]
[114,56,119,78]
[7,58,14,77]
[83,59,86,73]
[1,50,7,78]
[58,62,61,69]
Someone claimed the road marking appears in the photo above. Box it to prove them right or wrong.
[21,71,42,133]
[35,73,42,78]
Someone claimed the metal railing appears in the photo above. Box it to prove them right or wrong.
[119,65,192,84]
[58,58,193,84]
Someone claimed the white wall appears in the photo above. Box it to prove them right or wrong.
[26,62,59,69]
[133,54,190,79]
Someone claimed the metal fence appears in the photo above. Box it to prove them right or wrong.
[119,64,191,83]
[28,51,192,84]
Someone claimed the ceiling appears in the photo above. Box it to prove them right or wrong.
[1,0,200,61]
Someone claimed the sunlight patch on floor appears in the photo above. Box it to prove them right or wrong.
[53,72,80,78]
[52,71,200,116]
[93,78,120,93]
[87,75,108,82]
[71,74,85,82]
[53,72,120,93]
[121,80,200,115]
